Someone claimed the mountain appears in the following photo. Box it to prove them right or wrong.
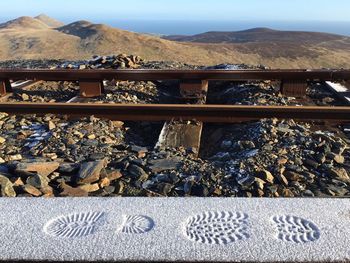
[0,16,49,30]
[163,27,349,45]
[34,14,64,28]
[0,16,349,68]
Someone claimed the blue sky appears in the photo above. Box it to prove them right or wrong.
[0,0,350,22]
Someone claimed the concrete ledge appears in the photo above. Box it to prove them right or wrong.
[0,198,349,262]
[325,81,350,104]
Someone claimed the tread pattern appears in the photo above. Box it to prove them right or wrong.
[43,211,105,238]
[184,211,249,245]
[120,215,154,234]
[272,215,320,243]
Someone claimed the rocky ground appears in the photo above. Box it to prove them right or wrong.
[2,54,198,104]
[208,81,346,106]
[0,54,349,197]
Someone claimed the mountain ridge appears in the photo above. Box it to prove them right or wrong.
[0,15,349,68]
[34,14,65,28]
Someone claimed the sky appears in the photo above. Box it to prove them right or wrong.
[0,0,350,22]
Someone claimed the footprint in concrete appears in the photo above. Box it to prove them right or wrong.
[272,215,320,243]
[43,211,105,238]
[120,215,154,234]
[184,211,250,245]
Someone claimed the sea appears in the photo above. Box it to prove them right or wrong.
[97,20,350,36]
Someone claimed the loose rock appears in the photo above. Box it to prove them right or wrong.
[76,159,106,184]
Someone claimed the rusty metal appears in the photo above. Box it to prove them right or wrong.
[0,103,349,122]
[79,80,104,97]
[0,69,349,82]
[281,80,308,97]
[0,79,12,96]
[0,69,349,98]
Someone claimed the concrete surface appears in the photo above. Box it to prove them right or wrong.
[0,198,349,262]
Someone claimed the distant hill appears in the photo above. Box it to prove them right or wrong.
[0,15,350,68]
[34,14,64,28]
[163,27,347,44]
[0,16,49,30]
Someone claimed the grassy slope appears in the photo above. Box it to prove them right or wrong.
[0,17,349,68]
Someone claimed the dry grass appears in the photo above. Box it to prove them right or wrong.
[0,17,350,68]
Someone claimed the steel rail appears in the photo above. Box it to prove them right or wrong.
[0,69,349,81]
[0,103,349,122]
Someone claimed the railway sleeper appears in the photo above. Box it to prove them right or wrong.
[79,79,105,98]
[280,80,308,97]
[0,79,12,96]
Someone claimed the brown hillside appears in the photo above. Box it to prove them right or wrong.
[0,16,349,68]
[0,16,49,30]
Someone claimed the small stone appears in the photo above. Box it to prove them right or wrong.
[327,184,348,196]
[211,152,231,161]
[131,145,148,158]
[281,188,294,197]
[111,121,124,128]
[13,177,24,186]
[0,137,5,144]
[128,164,148,181]
[156,183,173,196]
[238,140,255,150]
[58,163,79,173]
[277,157,288,165]
[0,174,16,197]
[191,184,209,197]
[254,177,266,190]
[42,153,58,160]
[276,174,289,186]
[99,177,110,188]
[22,184,42,196]
[26,174,50,189]
[334,155,345,164]
[41,185,54,196]
[303,158,319,169]
[104,185,116,194]
[256,170,274,184]
[106,170,122,181]
[314,153,326,164]
[88,153,105,160]
[73,131,84,138]
[78,183,100,193]
[115,180,125,194]
[302,190,315,197]
[237,175,255,187]
[7,154,22,161]
[21,93,29,101]
[59,182,88,197]
[87,134,96,140]
[16,162,59,177]
[329,168,350,183]
[283,170,301,181]
[48,121,56,130]
[76,159,106,184]
[148,157,182,173]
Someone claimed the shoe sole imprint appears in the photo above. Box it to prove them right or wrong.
[184,211,250,245]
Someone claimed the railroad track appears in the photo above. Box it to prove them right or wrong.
[0,68,349,154]
[0,69,349,119]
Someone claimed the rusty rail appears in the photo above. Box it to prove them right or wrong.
[0,103,349,122]
[1,69,350,97]
[0,69,349,81]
